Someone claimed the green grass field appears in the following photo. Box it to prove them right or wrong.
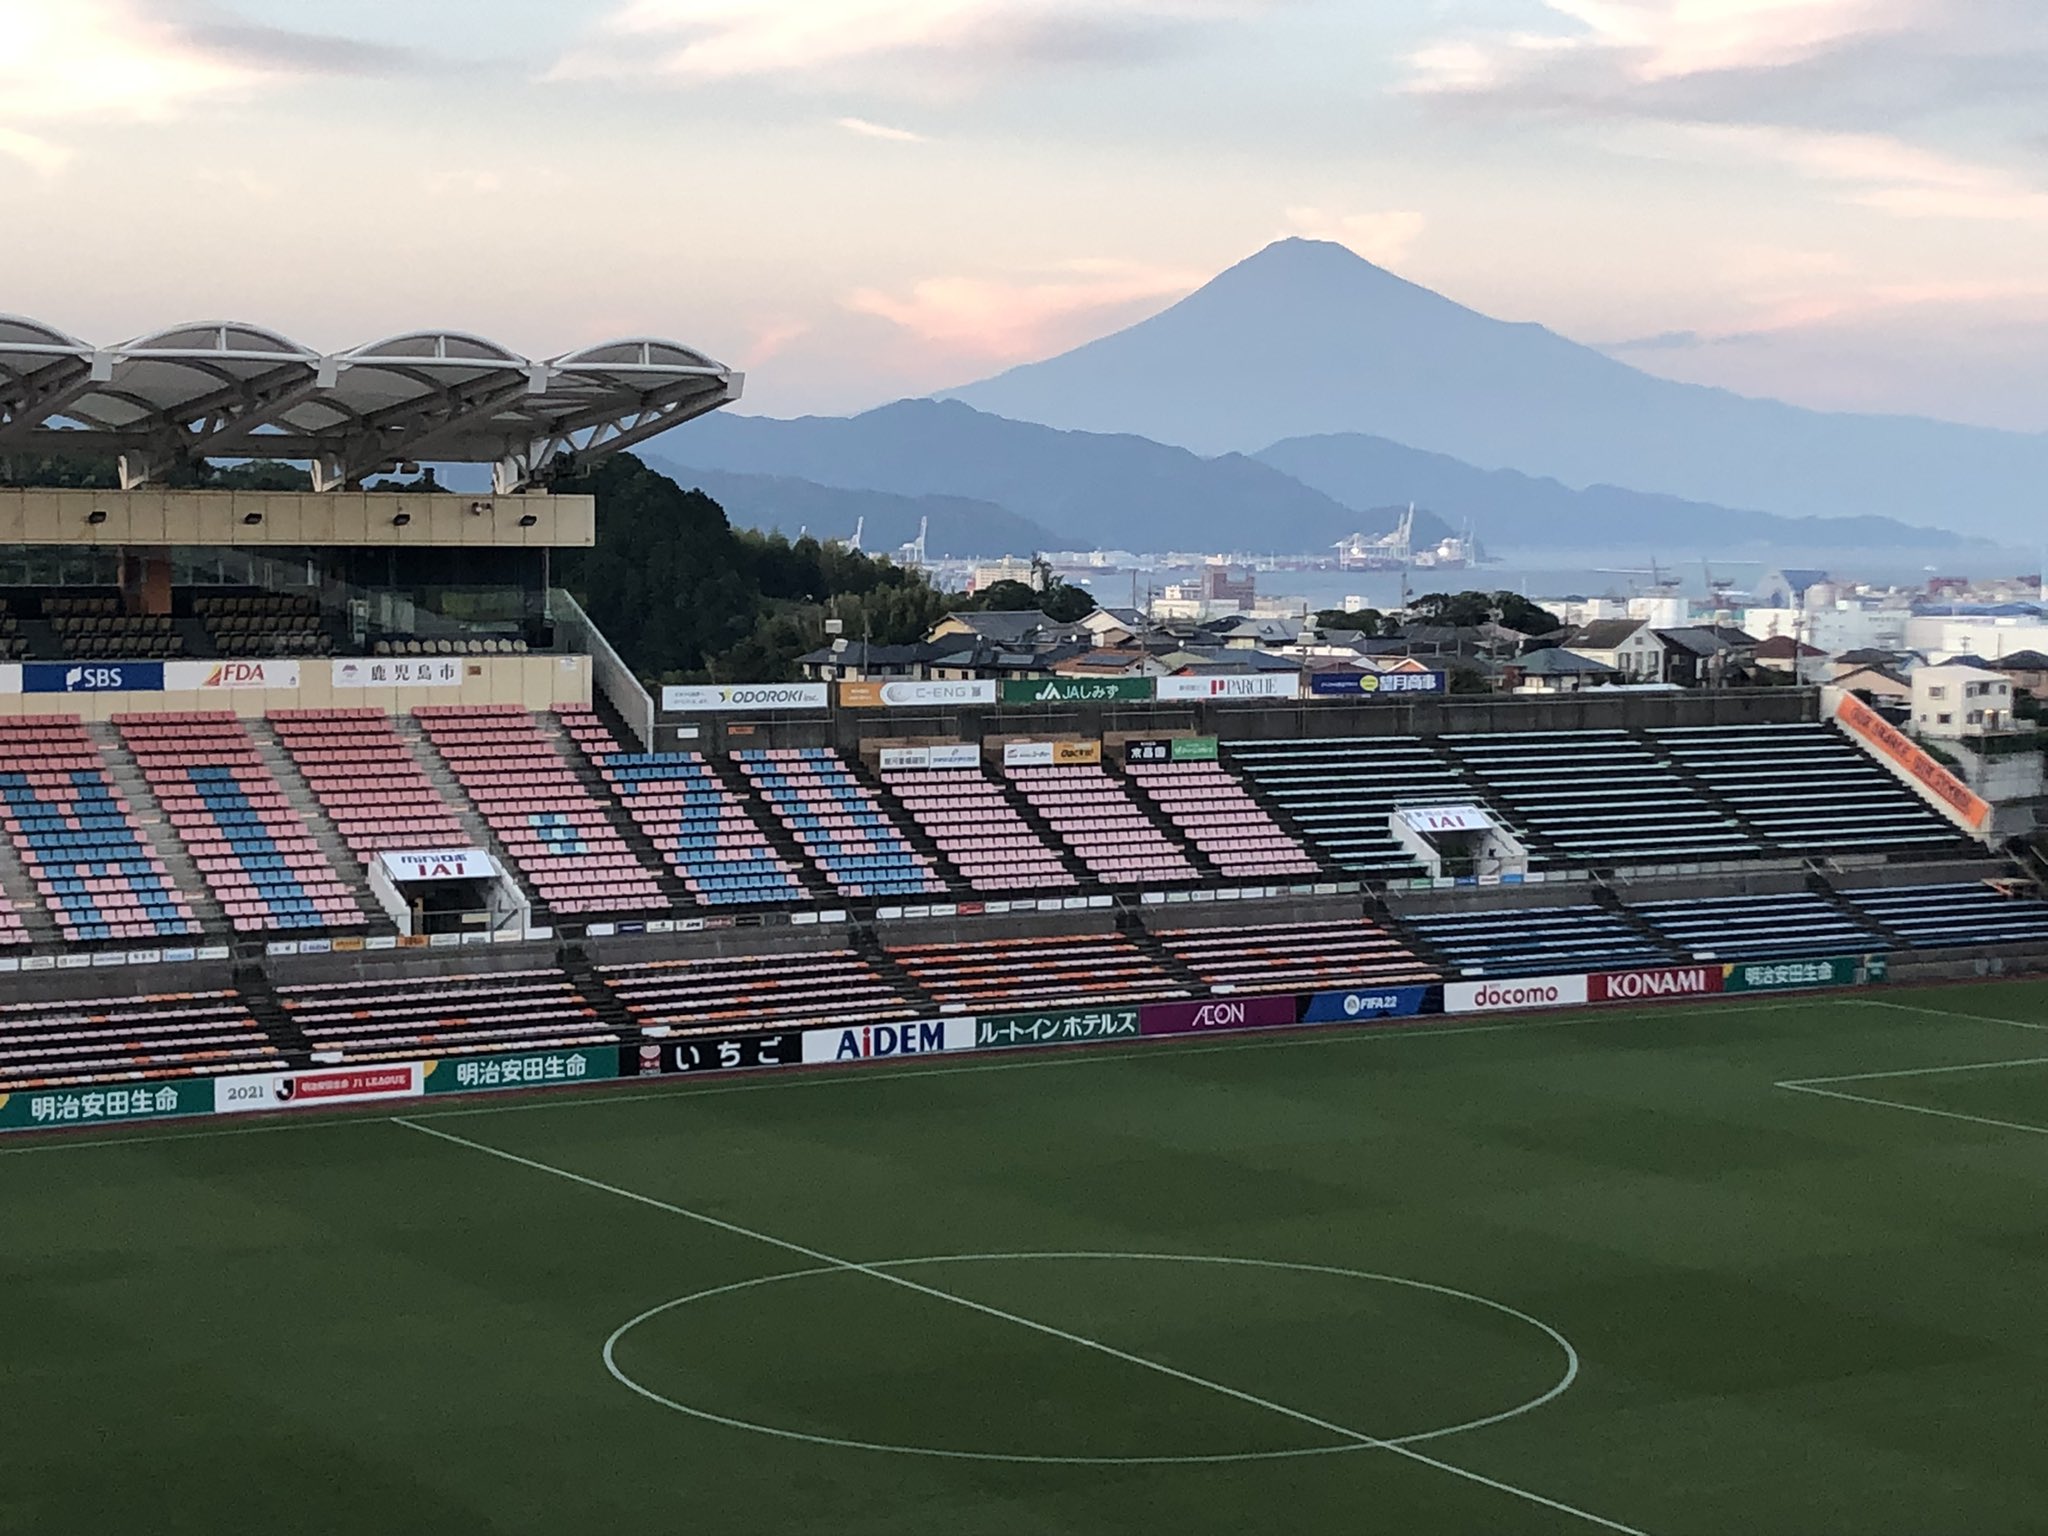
[5,981,2048,1535]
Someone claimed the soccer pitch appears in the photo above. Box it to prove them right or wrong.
[5,983,2048,1535]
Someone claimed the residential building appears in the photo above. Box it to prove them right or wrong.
[1914,661,2018,738]
[1562,619,1665,682]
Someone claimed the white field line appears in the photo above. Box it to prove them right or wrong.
[1854,998,2048,1032]
[0,1001,1810,1158]
[392,1116,1650,1535]
[1779,1055,2048,1089]
[1776,1082,2048,1140]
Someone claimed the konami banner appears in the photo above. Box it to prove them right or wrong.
[1443,975,1589,1015]
[1587,965,1725,1003]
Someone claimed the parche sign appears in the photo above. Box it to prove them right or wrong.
[379,848,495,883]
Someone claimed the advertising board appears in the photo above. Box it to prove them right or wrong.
[164,659,302,691]
[424,1048,618,1094]
[1588,965,1724,1003]
[630,1033,801,1075]
[1000,677,1153,705]
[331,658,462,689]
[1002,741,1055,767]
[1833,693,1991,831]
[23,661,165,694]
[1444,975,1589,1015]
[0,1079,210,1130]
[215,1063,424,1113]
[662,683,829,712]
[1298,985,1437,1024]
[1140,994,1300,1036]
[1125,737,1220,765]
[801,1018,978,1063]
[1721,954,1887,992]
[1310,670,1448,697]
[1397,806,1492,834]
[976,1006,1142,1049]
[379,849,495,883]
[840,680,997,708]
[1052,741,1102,766]
[880,744,985,772]
[1154,674,1301,702]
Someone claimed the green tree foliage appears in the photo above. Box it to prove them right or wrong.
[1313,608,1386,636]
[956,572,1097,623]
[1409,589,1562,634]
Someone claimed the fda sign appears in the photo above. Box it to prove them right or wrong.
[801,1018,977,1063]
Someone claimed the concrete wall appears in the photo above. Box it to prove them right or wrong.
[0,487,593,549]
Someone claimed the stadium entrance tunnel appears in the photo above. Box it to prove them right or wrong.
[604,1253,1576,1465]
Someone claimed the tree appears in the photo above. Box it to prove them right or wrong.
[1313,608,1385,636]
[1409,589,1561,635]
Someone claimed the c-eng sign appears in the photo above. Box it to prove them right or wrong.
[1588,965,1724,1003]
[801,1018,978,1063]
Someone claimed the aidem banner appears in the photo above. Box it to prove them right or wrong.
[801,1018,978,1063]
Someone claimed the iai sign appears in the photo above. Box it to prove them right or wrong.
[801,1018,977,1063]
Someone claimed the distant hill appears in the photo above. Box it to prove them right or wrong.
[641,460,1061,558]
[947,237,2041,543]
[1256,433,1962,552]
[655,398,1430,553]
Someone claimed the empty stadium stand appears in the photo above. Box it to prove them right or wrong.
[0,989,277,1091]
[880,760,1077,893]
[600,947,918,1031]
[1839,882,2048,949]
[275,968,616,1061]
[1626,890,1887,959]
[119,712,364,935]
[1155,918,1438,992]
[560,706,807,908]
[416,705,666,917]
[1224,737,1479,878]
[0,716,200,942]
[1005,763,1199,886]
[1399,902,1673,975]
[44,596,186,660]
[1126,760,1320,880]
[0,600,26,661]
[270,709,472,862]
[0,900,25,947]
[1650,723,1974,854]
[887,929,1188,1010]
[734,748,945,899]
[1439,730,1757,865]
[195,593,331,657]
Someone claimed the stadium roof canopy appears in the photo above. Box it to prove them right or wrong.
[0,318,742,493]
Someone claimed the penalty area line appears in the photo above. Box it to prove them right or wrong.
[1776,1081,2048,1140]
[389,1115,1652,1536]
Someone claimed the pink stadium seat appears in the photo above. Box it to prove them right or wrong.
[1126,761,1321,880]
[1003,764,1198,887]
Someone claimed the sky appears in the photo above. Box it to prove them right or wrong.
[6,0,2048,431]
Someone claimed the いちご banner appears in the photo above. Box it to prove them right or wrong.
[627,1033,801,1075]
[1722,954,1888,992]
[1444,974,1589,1015]
[424,1048,618,1095]
[0,1078,212,1131]
[976,1006,1141,1049]
[1140,994,1300,1036]
[1298,985,1438,1024]
[1587,965,1724,1003]
[801,1018,978,1063]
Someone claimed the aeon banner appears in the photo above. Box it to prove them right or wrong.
[1140,994,1299,1037]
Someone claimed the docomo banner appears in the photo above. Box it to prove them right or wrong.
[662,683,829,712]
[1445,974,1589,1015]
[1154,673,1301,702]
[1834,691,1992,832]
[840,679,997,708]
[216,1062,424,1114]
[379,848,495,883]
[1141,994,1299,1036]
[879,744,981,772]
[1588,964,1724,1003]
[163,659,301,691]
[802,1018,978,1063]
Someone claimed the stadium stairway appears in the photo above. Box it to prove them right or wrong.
[246,721,388,926]
[1585,880,1694,954]
[1201,761,1337,880]
[530,712,703,913]
[0,829,61,948]
[1637,730,1793,860]
[978,771,1106,894]
[1100,753,1225,884]
[842,754,972,895]
[397,714,546,919]
[849,928,943,1014]
[1413,736,1563,869]
[1117,906,1210,994]
[698,753,838,904]
[90,723,230,936]
[556,945,645,1037]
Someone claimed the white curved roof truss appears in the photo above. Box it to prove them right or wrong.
[0,317,741,491]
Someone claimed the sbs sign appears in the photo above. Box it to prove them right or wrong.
[801,1018,977,1063]
[662,683,829,712]
[1588,965,1724,1003]
[23,661,164,694]
[1444,975,1589,1015]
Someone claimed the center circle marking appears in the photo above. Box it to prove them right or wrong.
[602,1251,1579,1465]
